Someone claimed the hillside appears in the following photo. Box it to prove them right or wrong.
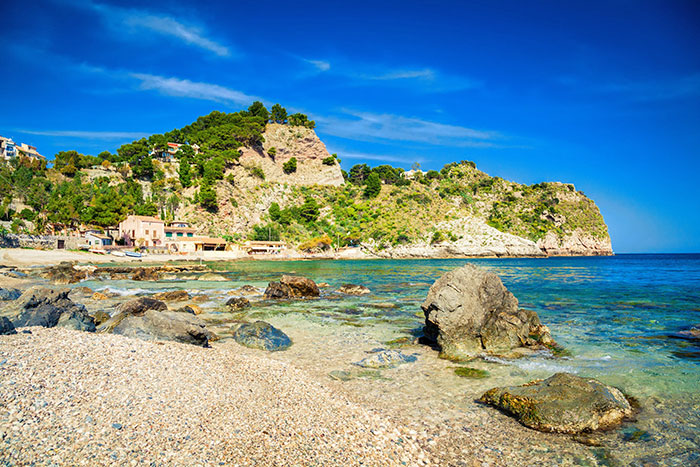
[0,104,612,257]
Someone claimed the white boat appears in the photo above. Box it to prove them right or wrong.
[110,250,126,257]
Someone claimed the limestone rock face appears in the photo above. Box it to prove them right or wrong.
[238,124,344,187]
[6,287,95,332]
[233,321,292,351]
[537,230,613,256]
[421,264,554,359]
[264,275,319,299]
[111,310,213,347]
[479,373,633,434]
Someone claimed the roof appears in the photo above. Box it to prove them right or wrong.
[172,236,227,244]
[165,227,196,232]
[125,215,163,223]
[247,241,287,246]
[86,233,111,240]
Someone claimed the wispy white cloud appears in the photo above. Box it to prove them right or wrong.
[16,129,148,139]
[66,0,232,57]
[317,110,500,147]
[303,58,331,72]
[130,73,260,105]
[298,56,479,92]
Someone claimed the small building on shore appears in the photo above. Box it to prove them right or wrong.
[245,241,287,255]
[166,236,229,253]
[118,215,165,247]
[85,231,113,248]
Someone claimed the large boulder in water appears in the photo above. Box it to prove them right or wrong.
[226,297,251,310]
[478,373,634,434]
[233,321,292,351]
[264,275,319,299]
[5,287,95,332]
[118,297,167,315]
[421,264,554,360]
[111,310,213,347]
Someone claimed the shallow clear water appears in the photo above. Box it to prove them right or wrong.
[80,254,700,464]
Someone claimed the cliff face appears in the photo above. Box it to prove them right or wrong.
[238,124,344,187]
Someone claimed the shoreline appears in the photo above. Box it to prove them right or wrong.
[0,247,613,268]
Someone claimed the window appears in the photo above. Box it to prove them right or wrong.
[145,229,149,236]
[177,232,183,237]
[166,232,172,238]
[187,233,193,237]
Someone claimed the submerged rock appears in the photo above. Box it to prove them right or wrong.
[233,321,292,351]
[6,287,95,332]
[264,275,320,299]
[91,292,109,301]
[679,325,700,340]
[200,273,228,282]
[173,305,197,315]
[0,317,17,335]
[226,297,251,311]
[338,284,371,295]
[233,285,261,296]
[478,372,633,434]
[111,310,213,347]
[0,287,21,301]
[352,349,417,369]
[153,290,190,302]
[421,264,555,360]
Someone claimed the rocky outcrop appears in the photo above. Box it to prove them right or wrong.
[0,317,16,335]
[0,288,21,301]
[41,262,89,284]
[5,287,95,332]
[111,310,213,347]
[226,297,251,310]
[264,275,320,299]
[479,373,634,434]
[537,230,613,256]
[421,264,555,360]
[233,321,292,351]
[153,290,190,302]
[118,297,168,315]
[338,284,371,295]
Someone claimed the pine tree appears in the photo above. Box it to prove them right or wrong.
[179,158,192,188]
[364,172,381,198]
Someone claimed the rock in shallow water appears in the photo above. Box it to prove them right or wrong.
[421,264,555,360]
[338,284,371,295]
[153,290,190,302]
[117,297,167,315]
[226,297,251,311]
[478,372,634,434]
[233,321,292,351]
[352,349,417,369]
[264,275,319,299]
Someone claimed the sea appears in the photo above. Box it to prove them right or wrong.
[82,253,700,465]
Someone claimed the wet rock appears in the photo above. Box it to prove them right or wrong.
[453,367,489,379]
[421,264,555,360]
[41,262,87,284]
[478,372,634,434]
[0,317,16,335]
[92,311,111,326]
[153,290,190,302]
[91,292,109,301]
[226,297,251,311]
[117,297,167,315]
[199,273,228,282]
[174,306,197,315]
[264,275,319,299]
[0,288,21,301]
[352,349,417,369]
[317,282,330,288]
[111,310,213,347]
[6,287,95,332]
[131,268,160,281]
[679,325,700,340]
[338,284,371,295]
[233,321,292,351]
[233,285,261,296]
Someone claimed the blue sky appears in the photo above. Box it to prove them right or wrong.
[1,0,698,253]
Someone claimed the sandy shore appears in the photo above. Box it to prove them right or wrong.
[0,327,431,466]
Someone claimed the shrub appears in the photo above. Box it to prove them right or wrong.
[283,157,297,174]
[268,147,277,158]
[249,166,265,180]
[430,231,446,245]
[298,234,332,252]
[322,156,335,166]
